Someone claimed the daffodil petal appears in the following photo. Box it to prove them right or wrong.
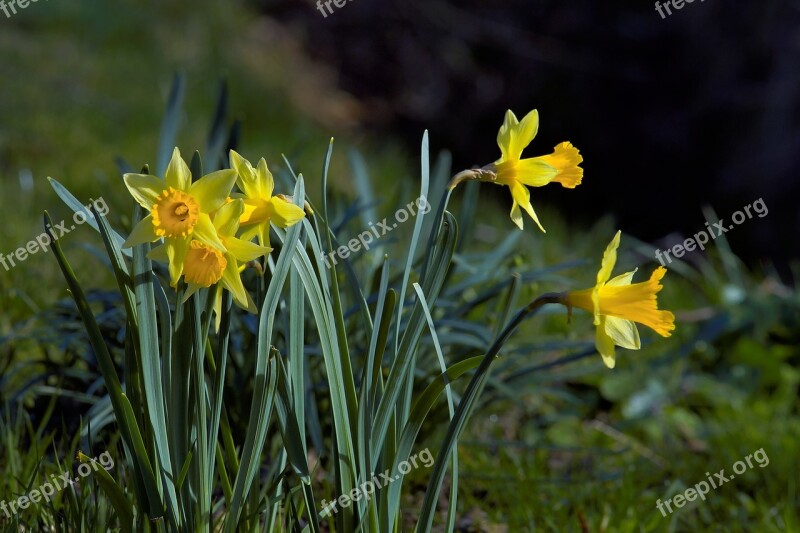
[190,169,237,213]
[256,158,275,198]
[508,181,545,232]
[166,237,190,286]
[514,159,559,187]
[230,150,263,199]
[239,224,260,243]
[213,288,223,333]
[596,231,621,287]
[123,174,164,210]
[595,317,617,369]
[123,215,159,248]
[181,283,203,304]
[270,196,306,228]
[497,109,519,162]
[193,213,226,251]
[604,316,641,350]
[606,268,638,287]
[509,109,539,160]
[220,253,249,310]
[213,199,244,236]
[165,148,191,191]
[258,223,271,250]
[225,236,271,263]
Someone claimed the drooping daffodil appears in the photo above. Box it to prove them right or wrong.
[228,150,306,248]
[450,109,583,232]
[565,231,676,368]
[122,148,237,286]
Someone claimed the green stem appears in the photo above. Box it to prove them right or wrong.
[417,292,567,532]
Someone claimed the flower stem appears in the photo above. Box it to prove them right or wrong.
[417,292,567,532]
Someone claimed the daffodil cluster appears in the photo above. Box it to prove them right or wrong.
[122,148,305,321]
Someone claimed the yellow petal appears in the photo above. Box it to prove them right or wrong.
[220,253,249,310]
[192,213,226,252]
[123,173,164,210]
[496,109,519,162]
[213,288,223,333]
[270,196,306,228]
[225,236,271,263]
[595,317,617,369]
[596,231,621,287]
[181,283,203,304]
[604,316,641,350]
[190,169,237,213]
[513,159,558,187]
[165,148,191,191]
[256,158,275,198]
[165,237,190,286]
[239,224,261,243]
[123,215,159,248]
[230,150,262,199]
[508,181,545,232]
[509,109,539,159]
[213,199,244,236]
[606,268,638,287]
[257,223,271,250]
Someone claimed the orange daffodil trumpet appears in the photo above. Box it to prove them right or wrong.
[122,147,303,322]
[449,109,583,232]
[229,150,306,248]
[565,231,676,368]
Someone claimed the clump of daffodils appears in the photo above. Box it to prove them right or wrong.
[122,148,304,319]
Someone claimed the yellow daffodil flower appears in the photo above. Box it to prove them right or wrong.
[150,199,270,329]
[451,109,583,232]
[122,147,237,286]
[566,231,676,368]
[229,150,306,248]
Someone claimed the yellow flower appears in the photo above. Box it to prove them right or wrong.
[123,147,237,286]
[150,199,270,328]
[566,231,675,368]
[229,150,306,248]
[490,109,583,232]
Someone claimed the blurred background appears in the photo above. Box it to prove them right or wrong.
[1,0,799,530]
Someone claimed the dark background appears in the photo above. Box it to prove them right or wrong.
[260,0,800,273]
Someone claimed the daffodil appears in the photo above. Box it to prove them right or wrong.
[451,109,583,232]
[123,148,237,286]
[566,231,676,368]
[228,150,306,248]
[151,199,270,329]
